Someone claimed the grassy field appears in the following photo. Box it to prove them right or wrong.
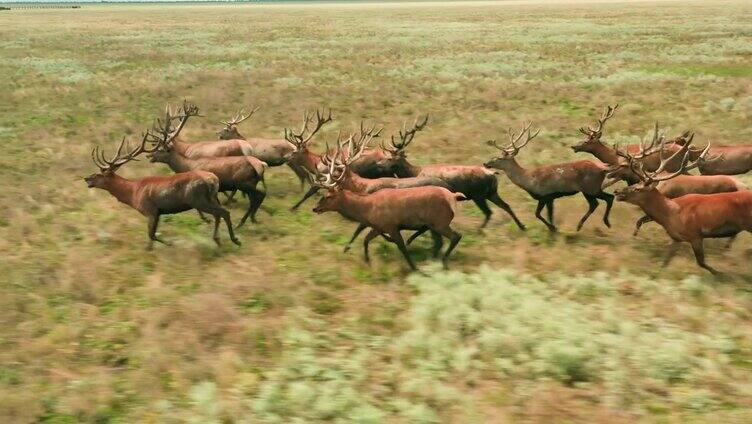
[1,0,752,422]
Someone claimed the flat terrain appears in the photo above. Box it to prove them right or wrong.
[1,1,752,422]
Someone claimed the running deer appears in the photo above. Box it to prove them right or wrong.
[162,104,295,167]
[287,114,396,209]
[603,134,746,236]
[572,105,694,173]
[376,115,526,230]
[146,104,268,228]
[311,155,465,270]
[484,122,614,232]
[609,141,751,274]
[320,132,453,252]
[84,133,240,250]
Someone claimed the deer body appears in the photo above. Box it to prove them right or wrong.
[174,137,294,167]
[314,186,464,269]
[618,189,752,273]
[150,149,267,228]
[485,157,613,231]
[697,145,752,175]
[85,131,240,249]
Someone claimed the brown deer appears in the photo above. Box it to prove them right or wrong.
[146,104,267,228]
[84,133,240,250]
[320,132,454,252]
[286,114,397,210]
[161,104,295,167]
[573,105,696,175]
[603,135,747,236]
[484,122,614,232]
[310,155,465,270]
[375,116,526,230]
[609,141,752,274]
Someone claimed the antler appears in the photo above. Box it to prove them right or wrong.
[312,137,348,189]
[91,132,154,172]
[615,133,711,184]
[148,100,201,148]
[579,104,619,136]
[220,106,259,127]
[284,108,333,149]
[489,121,540,156]
[345,121,381,164]
[382,115,429,153]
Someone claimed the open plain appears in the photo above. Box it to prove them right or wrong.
[1,0,752,422]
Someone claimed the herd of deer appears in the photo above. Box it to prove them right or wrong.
[84,102,752,274]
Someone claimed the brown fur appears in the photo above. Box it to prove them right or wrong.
[313,186,464,270]
[83,170,240,249]
[149,149,267,228]
[616,187,752,274]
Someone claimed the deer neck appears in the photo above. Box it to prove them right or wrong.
[399,159,422,177]
[631,190,682,230]
[297,149,321,173]
[167,150,193,173]
[589,143,619,165]
[499,159,535,192]
[344,171,370,193]
[336,191,375,223]
[101,174,138,208]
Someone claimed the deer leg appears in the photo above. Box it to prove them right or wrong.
[690,238,720,275]
[430,230,444,258]
[663,241,681,267]
[389,230,417,271]
[197,198,241,246]
[345,223,368,252]
[436,226,462,269]
[634,215,652,236]
[223,190,238,205]
[576,194,599,232]
[488,193,526,230]
[291,186,320,211]
[597,191,614,228]
[363,228,381,264]
[471,198,493,229]
[535,199,556,232]
[147,213,170,250]
[546,199,554,225]
[249,187,266,224]
[197,211,211,223]
[406,227,429,245]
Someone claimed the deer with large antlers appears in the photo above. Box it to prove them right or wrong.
[84,134,240,249]
[484,122,614,232]
[146,103,268,228]
[572,105,694,173]
[310,150,465,270]
[286,111,400,209]
[608,139,752,274]
[375,115,526,230]
[317,131,453,251]
[603,125,747,236]
[164,105,296,168]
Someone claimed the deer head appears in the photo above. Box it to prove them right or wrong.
[284,108,333,156]
[311,138,349,214]
[146,101,200,163]
[483,122,540,170]
[217,106,259,140]
[608,133,711,203]
[571,104,618,153]
[374,115,429,176]
[85,132,154,188]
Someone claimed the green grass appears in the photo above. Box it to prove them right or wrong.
[1,1,752,422]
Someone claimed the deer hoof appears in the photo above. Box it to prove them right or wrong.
[232,238,242,246]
